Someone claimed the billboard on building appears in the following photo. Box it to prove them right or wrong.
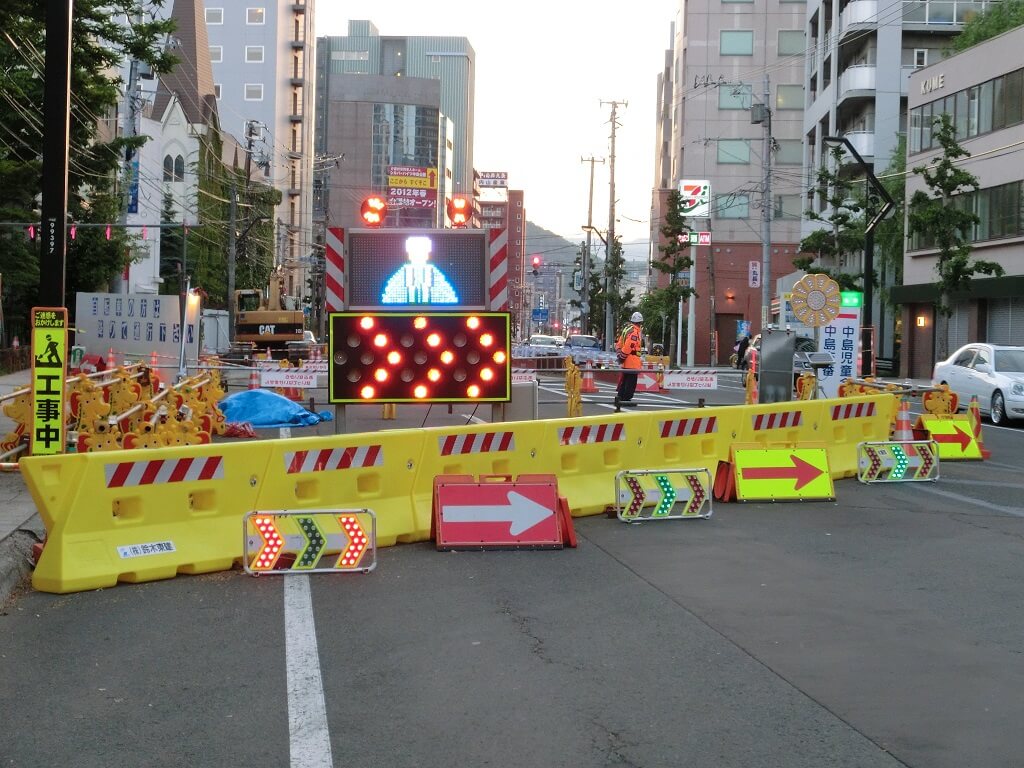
[387,165,438,209]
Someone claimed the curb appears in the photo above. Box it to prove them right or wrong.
[0,530,38,609]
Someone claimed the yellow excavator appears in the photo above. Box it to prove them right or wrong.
[233,275,305,358]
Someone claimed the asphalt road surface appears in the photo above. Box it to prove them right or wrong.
[2,383,1023,767]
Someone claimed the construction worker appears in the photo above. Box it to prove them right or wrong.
[614,311,644,410]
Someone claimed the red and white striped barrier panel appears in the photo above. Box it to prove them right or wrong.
[284,445,383,474]
[439,432,516,456]
[659,416,718,438]
[752,410,803,431]
[104,456,225,488]
[831,401,877,420]
[558,423,625,446]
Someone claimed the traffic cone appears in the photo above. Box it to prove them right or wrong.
[106,348,116,370]
[893,398,913,441]
[968,395,991,459]
[248,366,260,390]
[580,362,598,394]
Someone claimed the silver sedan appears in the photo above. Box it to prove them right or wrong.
[932,343,1024,425]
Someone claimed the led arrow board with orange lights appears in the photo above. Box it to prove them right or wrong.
[732,444,835,501]
[243,509,377,575]
[328,312,511,404]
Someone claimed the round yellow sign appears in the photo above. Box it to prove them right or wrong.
[790,273,841,328]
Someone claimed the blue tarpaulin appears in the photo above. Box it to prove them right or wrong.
[219,389,333,428]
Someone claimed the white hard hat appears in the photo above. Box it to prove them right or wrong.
[630,312,644,323]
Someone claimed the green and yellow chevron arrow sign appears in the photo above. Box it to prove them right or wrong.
[614,468,712,522]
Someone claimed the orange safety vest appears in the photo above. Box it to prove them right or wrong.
[616,323,643,370]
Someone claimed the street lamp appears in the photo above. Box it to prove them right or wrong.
[822,136,895,377]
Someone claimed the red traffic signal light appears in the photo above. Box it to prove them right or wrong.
[531,255,541,276]
[361,195,388,227]
[447,196,471,228]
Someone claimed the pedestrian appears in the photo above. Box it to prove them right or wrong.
[614,312,644,409]
[735,334,751,370]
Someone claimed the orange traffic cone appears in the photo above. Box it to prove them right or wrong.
[893,398,913,441]
[106,347,116,370]
[580,362,598,394]
[248,366,260,390]
[968,395,991,459]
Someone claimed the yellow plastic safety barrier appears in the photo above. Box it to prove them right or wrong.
[914,413,982,460]
[638,407,742,481]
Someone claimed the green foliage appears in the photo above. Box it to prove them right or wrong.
[0,0,175,331]
[637,291,679,350]
[798,145,867,290]
[907,113,1004,318]
[950,0,1024,53]
[589,236,635,336]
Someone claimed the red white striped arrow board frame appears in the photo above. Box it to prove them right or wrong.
[284,445,383,474]
[105,456,224,488]
[488,228,509,310]
[325,227,345,312]
[558,423,625,446]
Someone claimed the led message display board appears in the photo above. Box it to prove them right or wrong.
[328,312,511,404]
[345,229,488,310]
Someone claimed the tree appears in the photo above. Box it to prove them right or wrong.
[0,0,176,319]
[650,190,695,364]
[907,113,1004,359]
[950,0,1024,52]
[798,144,866,291]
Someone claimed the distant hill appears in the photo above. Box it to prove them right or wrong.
[525,222,580,268]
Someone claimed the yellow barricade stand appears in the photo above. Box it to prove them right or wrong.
[637,406,743,480]
[533,412,655,516]
[22,442,272,594]
[252,430,428,547]
[914,413,983,460]
[731,442,835,502]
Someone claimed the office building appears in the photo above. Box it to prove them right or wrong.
[205,0,315,297]
[894,25,1024,377]
[652,4,807,365]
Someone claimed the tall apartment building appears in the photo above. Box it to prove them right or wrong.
[652,2,807,365]
[802,0,998,361]
[204,0,315,298]
[316,21,475,209]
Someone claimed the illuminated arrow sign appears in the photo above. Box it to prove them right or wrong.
[733,446,834,501]
[442,492,554,535]
[244,510,377,574]
[652,475,677,516]
[858,441,939,483]
[336,514,370,569]
[295,516,326,569]
[621,476,646,519]
[614,469,712,521]
[252,515,285,571]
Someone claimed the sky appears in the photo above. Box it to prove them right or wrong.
[316,1,680,263]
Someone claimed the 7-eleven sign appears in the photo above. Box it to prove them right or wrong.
[679,180,711,218]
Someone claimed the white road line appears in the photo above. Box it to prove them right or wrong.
[911,484,1024,519]
[285,576,334,768]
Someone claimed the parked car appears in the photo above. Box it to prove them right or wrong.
[562,334,617,368]
[526,334,563,356]
[932,343,1024,425]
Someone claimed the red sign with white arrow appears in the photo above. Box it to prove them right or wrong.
[433,475,563,549]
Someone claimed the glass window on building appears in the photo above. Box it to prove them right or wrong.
[214,83,221,99]
[717,139,751,164]
[774,195,802,219]
[205,7,223,23]
[955,89,969,137]
[719,83,752,109]
[1004,69,1023,127]
[776,84,804,109]
[714,193,750,219]
[245,46,264,63]
[209,45,223,63]
[978,80,993,134]
[775,139,802,165]
[778,30,806,56]
[244,83,263,101]
[721,31,755,56]
[246,7,265,24]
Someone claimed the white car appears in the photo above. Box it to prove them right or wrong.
[932,343,1024,425]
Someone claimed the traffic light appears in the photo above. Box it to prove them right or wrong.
[446,196,471,228]
[531,255,541,276]
[360,195,388,227]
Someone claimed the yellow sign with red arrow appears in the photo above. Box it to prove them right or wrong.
[914,414,982,460]
[732,444,834,501]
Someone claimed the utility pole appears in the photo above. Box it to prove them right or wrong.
[228,120,259,341]
[580,155,604,336]
[752,74,773,330]
[39,0,73,307]
[601,99,627,350]
[113,49,141,294]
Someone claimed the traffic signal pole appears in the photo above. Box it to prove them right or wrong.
[39,0,74,307]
